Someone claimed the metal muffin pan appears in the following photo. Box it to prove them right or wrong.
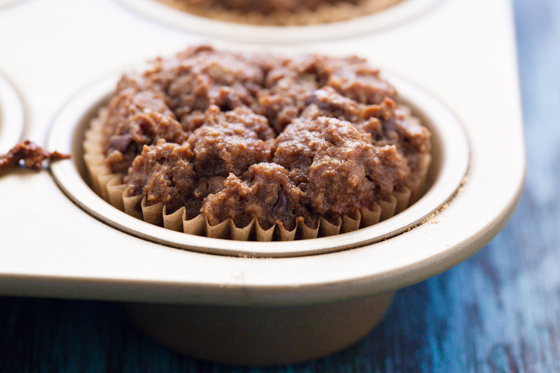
[0,72,24,154]
[0,0,525,366]
[47,71,469,258]
[116,0,444,44]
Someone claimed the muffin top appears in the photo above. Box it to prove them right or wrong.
[101,46,431,229]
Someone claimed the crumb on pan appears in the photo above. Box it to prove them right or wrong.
[0,140,69,176]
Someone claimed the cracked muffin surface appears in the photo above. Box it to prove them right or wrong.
[99,46,431,231]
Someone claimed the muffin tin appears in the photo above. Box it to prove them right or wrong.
[0,0,525,366]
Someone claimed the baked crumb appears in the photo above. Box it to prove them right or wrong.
[0,140,69,176]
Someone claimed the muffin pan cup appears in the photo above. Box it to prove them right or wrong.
[48,70,469,257]
[125,292,395,366]
[44,67,468,365]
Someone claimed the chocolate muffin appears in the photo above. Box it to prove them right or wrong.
[86,46,431,240]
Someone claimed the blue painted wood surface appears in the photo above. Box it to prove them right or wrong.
[1,0,558,371]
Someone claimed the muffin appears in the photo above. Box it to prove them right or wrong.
[84,46,431,241]
[157,0,404,26]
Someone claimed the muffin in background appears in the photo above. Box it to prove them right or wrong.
[157,0,404,26]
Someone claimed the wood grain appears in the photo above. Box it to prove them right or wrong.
[1,0,558,371]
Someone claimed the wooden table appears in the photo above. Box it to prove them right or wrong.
[1,0,557,371]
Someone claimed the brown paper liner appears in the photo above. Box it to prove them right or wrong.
[156,0,404,26]
[395,106,431,204]
[163,206,184,231]
[84,107,424,241]
[184,213,206,236]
